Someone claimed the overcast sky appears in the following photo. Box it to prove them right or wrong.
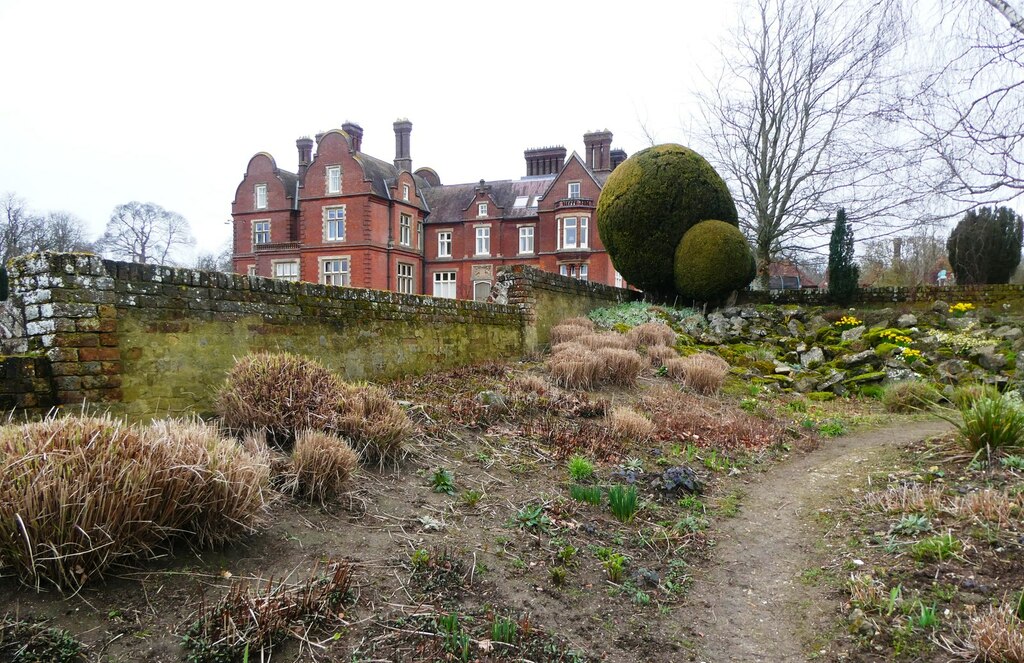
[0,0,741,258]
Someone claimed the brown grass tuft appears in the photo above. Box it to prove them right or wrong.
[548,323,592,345]
[334,384,414,465]
[0,415,270,590]
[576,332,631,350]
[967,602,1024,663]
[558,316,595,331]
[645,344,679,368]
[550,341,590,357]
[667,353,730,394]
[511,374,549,395]
[954,489,1020,527]
[861,484,945,514]
[639,386,786,451]
[627,322,677,348]
[216,352,342,445]
[593,348,645,387]
[607,406,655,442]
[546,352,602,389]
[281,430,358,503]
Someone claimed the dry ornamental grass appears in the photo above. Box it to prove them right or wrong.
[548,323,592,345]
[607,406,655,442]
[645,344,679,368]
[967,602,1024,663]
[334,383,414,465]
[576,332,632,351]
[665,353,729,394]
[282,430,358,504]
[861,484,946,514]
[627,322,677,348]
[0,415,270,590]
[593,348,645,387]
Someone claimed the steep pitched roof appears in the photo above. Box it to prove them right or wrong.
[352,153,431,210]
[422,177,554,224]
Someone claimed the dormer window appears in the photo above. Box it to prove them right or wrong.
[327,166,342,194]
[513,196,529,208]
[530,196,540,208]
[402,184,410,201]
[478,203,488,217]
[255,184,267,210]
[568,182,581,199]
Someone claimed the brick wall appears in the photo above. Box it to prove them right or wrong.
[0,254,635,421]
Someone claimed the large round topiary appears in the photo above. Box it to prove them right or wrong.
[597,144,738,294]
[673,220,755,303]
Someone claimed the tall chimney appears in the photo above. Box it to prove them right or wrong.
[342,121,363,152]
[393,119,412,172]
[583,130,614,172]
[610,148,628,170]
[893,237,903,266]
[524,146,567,176]
[296,136,314,177]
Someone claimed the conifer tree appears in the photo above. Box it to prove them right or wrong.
[828,208,860,305]
[946,206,1023,285]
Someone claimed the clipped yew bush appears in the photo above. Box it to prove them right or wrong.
[282,430,359,503]
[216,352,342,446]
[597,144,739,294]
[0,415,270,589]
[674,220,756,304]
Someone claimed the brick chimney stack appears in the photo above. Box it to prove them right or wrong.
[296,136,314,177]
[342,121,363,152]
[393,119,412,172]
[610,148,628,170]
[583,130,614,172]
[524,146,567,176]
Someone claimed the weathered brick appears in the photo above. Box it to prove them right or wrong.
[78,347,120,362]
[53,333,100,348]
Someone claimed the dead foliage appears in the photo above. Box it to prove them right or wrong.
[576,332,632,350]
[627,321,677,348]
[548,323,592,345]
[664,353,729,394]
[182,560,353,662]
[527,418,627,462]
[645,344,679,367]
[0,415,270,590]
[282,430,359,504]
[965,601,1024,663]
[546,352,602,390]
[335,383,414,465]
[607,406,655,442]
[558,316,595,331]
[593,348,645,387]
[954,488,1021,527]
[640,386,787,451]
[861,484,946,514]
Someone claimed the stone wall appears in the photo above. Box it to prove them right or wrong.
[0,254,636,420]
[0,356,55,417]
[739,283,1024,313]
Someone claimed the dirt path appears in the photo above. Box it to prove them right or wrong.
[685,419,951,662]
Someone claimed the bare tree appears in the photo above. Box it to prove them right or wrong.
[96,201,194,266]
[908,0,1024,203]
[193,240,233,273]
[41,211,92,253]
[698,0,920,287]
[859,225,950,286]
[1,193,46,264]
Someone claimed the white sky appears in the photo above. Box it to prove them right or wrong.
[0,0,738,258]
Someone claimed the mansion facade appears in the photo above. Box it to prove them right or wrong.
[231,120,628,300]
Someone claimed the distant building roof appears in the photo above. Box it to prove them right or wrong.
[422,177,553,224]
[768,260,820,290]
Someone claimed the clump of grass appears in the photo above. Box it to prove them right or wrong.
[847,573,888,612]
[952,384,1002,410]
[955,489,1020,527]
[511,374,549,395]
[546,351,602,389]
[576,332,631,351]
[607,406,655,442]
[966,600,1024,662]
[0,618,84,662]
[569,484,603,505]
[883,381,942,413]
[281,430,358,504]
[608,485,639,522]
[909,532,962,562]
[567,454,596,482]
[334,383,414,465]
[548,321,593,345]
[863,484,946,514]
[491,614,518,644]
[818,419,847,437]
[216,351,342,446]
[182,561,352,662]
[593,348,645,386]
[431,468,456,495]
[626,322,676,349]
[0,415,270,590]
[645,344,679,368]
[664,353,729,394]
[955,394,1024,460]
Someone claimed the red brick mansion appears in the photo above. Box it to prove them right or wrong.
[231,120,628,300]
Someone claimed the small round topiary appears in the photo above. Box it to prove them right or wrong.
[597,144,739,294]
[673,220,756,304]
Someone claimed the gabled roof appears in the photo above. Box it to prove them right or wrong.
[354,153,431,210]
[422,177,553,225]
[538,151,602,201]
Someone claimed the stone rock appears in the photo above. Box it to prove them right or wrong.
[476,390,507,411]
[947,317,974,330]
[774,363,793,374]
[817,371,848,391]
[932,299,949,313]
[978,307,997,323]
[993,325,1023,341]
[936,359,967,381]
[794,377,817,393]
[841,350,878,368]
[897,313,918,327]
[974,346,1008,371]
[800,347,825,369]
[841,325,866,342]
[807,315,829,335]
[885,366,919,383]
[787,319,804,337]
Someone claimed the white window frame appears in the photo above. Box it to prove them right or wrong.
[530,196,540,208]
[320,256,350,287]
[326,166,342,194]
[579,264,589,281]
[397,262,414,294]
[568,182,581,199]
[437,231,452,258]
[559,264,570,277]
[247,264,257,277]
[475,226,490,256]
[580,216,589,248]
[518,226,535,255]
[399,213,412,247]
[433,271,457,299]
[477,202,488,217]
[615,271,623,288]
[513,195,529,208]
[255,184,267,210]
[252,220,270,246]
[323,206,346,242]
[402,184,410,201]
[417,221,424,251]
[272,260,299,281]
